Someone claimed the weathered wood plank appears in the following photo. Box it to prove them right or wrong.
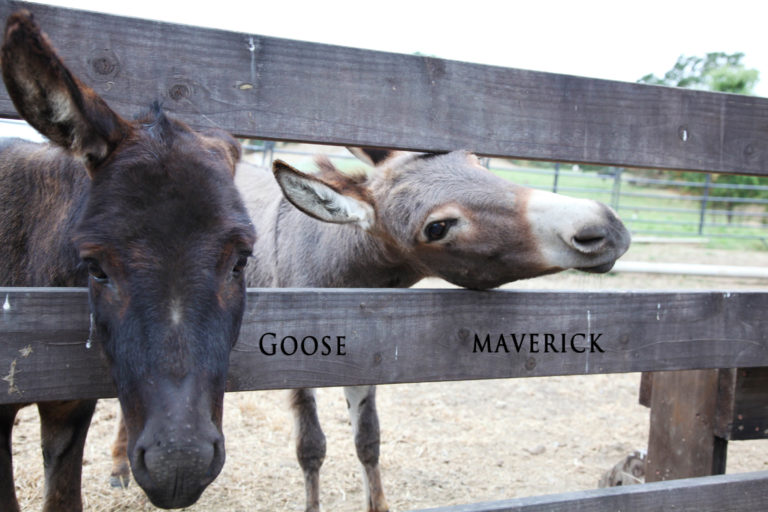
[2,287,768,404]
[716,367,768,441]
[714,368,738,439]
[0,1,767,175]
[0,288,113,403]
[641,366,768,442]
[406,471,768,512]
[645,369,726,482]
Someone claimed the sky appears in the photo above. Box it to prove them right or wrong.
[27,0,768,98]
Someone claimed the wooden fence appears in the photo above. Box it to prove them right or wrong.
[2,1,768,510]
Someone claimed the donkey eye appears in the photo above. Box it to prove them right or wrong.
[232,254,249,276]
[425,220,455,242]
[85,258,108,283]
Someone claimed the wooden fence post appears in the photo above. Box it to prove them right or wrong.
[645,369,727,481]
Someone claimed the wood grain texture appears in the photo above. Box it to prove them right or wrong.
[643,366,768,442]
[2,287,768,404]
[719,367,768,441]
[714,368,738,439]
[407,471,768,512]
[0,1,767,175]
[645,369,725,482]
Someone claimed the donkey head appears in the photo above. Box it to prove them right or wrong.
[2,12,255,508]
[274,148,630,289]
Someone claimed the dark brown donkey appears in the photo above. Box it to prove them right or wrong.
[0,11,255,511]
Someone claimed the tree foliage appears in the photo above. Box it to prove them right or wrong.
[639,52,764,221]
[638,52,759,94]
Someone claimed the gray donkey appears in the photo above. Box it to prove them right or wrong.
[112,148,631,511]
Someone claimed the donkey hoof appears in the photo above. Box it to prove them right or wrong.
[110,473,131,488]
[368,501,390,512]
[598,450,646,487]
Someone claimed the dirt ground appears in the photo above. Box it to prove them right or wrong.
[12,242,768,511]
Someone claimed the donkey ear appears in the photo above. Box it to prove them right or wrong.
[347,147,400,167]
[1,11,130,174]
[273,159,375,229]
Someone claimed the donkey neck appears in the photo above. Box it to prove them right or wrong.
[0,140,88,287]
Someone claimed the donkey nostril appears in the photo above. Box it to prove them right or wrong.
[575,234,604,245]
[130,446,151,484]
[135,447,147,469]
[572,227,608,253]
[208,438,225,479]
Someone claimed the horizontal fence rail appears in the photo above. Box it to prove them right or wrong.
[2,287,768,405]
[408,471,768,512]
[1,1,768,175]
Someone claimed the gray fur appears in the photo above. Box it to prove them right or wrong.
[238,162,421,289]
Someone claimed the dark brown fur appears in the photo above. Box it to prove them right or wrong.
[0,140,87,286]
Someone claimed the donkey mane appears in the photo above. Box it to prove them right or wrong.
[136,102,172,139]
[313,155,369,184]
[413,150,450,160]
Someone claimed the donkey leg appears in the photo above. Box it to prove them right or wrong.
[37,399,97,512]
[344,385,389,512]
[291,388,326,512]
[109,412,131,488]
[0,404,23,512]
